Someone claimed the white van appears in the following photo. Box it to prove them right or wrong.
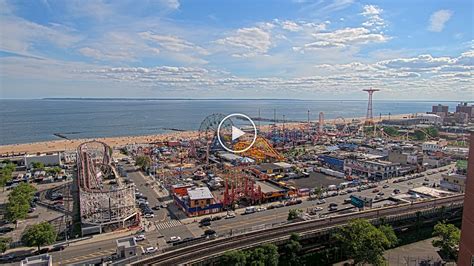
[245,206,256,214]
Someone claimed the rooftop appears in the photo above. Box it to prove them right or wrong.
[187,187,214,200]
[116,237,137,248]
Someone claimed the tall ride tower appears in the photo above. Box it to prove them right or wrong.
[363,88,379,125]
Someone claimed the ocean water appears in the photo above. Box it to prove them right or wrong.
[0,99,459,145]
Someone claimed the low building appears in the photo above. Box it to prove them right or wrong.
[409,187,454,198]
[344,158,399,181]
[440,173,466,193]
[388,148,422,165]
[319,154,345,171]
[116,237,138,259]
[24,153,61,168]
[422,140,447,153]
[20,254,52,266]
[173,187,222,217]
[256,180,287,201]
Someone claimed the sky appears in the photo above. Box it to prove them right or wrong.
[0,0,472,100]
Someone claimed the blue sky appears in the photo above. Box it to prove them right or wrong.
[0,0,472,100]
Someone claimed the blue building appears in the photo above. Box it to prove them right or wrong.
[319,155,345,171]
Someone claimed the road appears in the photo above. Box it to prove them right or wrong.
[134,194,464,265]
[20,163,454,265]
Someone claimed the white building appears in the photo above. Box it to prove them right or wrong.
[21,254,52,266]
[422,141,447,153]
[24,153,61,168]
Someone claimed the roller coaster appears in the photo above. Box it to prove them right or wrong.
[77,141,137,235]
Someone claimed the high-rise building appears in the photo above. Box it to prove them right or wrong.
[432,104,449,114]
[456,102,474,119]
[458,131,474,265]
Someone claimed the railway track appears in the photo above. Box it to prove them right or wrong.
[133,195,464,265]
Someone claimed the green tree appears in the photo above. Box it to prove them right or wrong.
[47,166,62,175]
[313,186,323,199]
[413,130,426,141]
[247,244,279,266]
[281,233,302,265]
[21,222,57,252]
[135,156,152,170]
[382,126,399,136]
[426,127,439,138]
[335,219,398,266]
[31,162,45,170]
[5,183,36,226]
[432,222,460,260]
[287,209,302,221]
[220,250,247,265]
[378,225,398,248]
[0,237,11,254]
[0,167,13,192]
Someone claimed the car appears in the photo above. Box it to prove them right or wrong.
[407,181,413,185]
[329,203,338,207]
[200,218,211,224]
[0,254,15,262]
[143,213,155,218]
[328,206,338,211]
[167,236,181,243]
[203,229,217,238]
[225,212,236,219]
[211,216,222,221]
[372,189,379,193]
[393,189,401,194]
[316,199,326,205]
[143,246,158,254]
[375,195,382,200]
[256,206,267,212]
[422,182,430,186]
[0,227,14,234]
[383,185,389,189]
[339,191,347,195]
[50,245,66,252]
[34,248,50,255]
[161,203,168,208]
[377,192,385,196]
[424,177,429,181]
[134,234,146,241]
[200,220,211,227]
[343,198,352,204]
[267,205,276,210]
[152,205,161,210]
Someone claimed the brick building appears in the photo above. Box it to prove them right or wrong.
[458,131,474,265]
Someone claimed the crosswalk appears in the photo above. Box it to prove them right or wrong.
[155,220,182,230]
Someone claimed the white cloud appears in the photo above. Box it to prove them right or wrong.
[428,10,453,32]
[294,27,389,52]
[159,0,180,10]
[139,32,209,55]
[215,27,272,57]
[0,15,81,55]
[361,5,385,30]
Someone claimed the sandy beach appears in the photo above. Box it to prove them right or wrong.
[0,113,411,155]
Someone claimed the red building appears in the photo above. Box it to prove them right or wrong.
[458,131,474,265]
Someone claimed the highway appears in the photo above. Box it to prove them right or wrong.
[134,194,464,265]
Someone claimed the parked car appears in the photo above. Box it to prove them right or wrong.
[225,211,236,219]
[134,234,146,241]
[167,236,181,243]
[0,227,14,234]
[143,246,158,254]
[143,213,154,219]
[383,185,389,189]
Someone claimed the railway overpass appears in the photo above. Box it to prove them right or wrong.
[132,195,464,266]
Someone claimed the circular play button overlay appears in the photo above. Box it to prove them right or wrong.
[217,113,257,153]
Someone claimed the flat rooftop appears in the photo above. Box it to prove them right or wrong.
[255,181,284,194]
[187,187,214,200]
[116,237,137,248]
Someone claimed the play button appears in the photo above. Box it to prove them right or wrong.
[231,126,246,141]
[217,113,257,153]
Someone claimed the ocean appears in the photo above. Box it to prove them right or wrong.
[0,99,459,145]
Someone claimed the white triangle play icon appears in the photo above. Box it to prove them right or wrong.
[231,126,246,141]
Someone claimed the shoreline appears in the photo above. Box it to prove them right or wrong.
[0,113,411,155]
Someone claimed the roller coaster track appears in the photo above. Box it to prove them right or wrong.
[133,195,464,265]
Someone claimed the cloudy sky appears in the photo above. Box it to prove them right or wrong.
[0,0,472,100]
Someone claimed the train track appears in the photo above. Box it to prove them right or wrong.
[133,195,464,265]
